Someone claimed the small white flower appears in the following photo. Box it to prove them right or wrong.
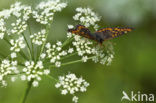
[56,47,61,51]
[11,77,16,82]
[11,52,17,58]
[68,25,74,29]
[68,48,74,53]
[43,69,50,75]
[46,43,51,48]
[0,75,3,81]
[55,61,61,67]
[11,61,17,66]
[82,56,88,62]
[2,80,7,86]
[56,41,62,46]
[80,86,86,92]
[40,53,46,59]
[21,75,26,80]
[36,61,43,69]
[55,83,61,88]
[61,89,68,95]
[72,96,78,103]
[32,81,39,87]
[0,33,4,39]
[67,32,73,38]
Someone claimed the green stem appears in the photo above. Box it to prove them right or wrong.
[20,80,33,103]
[61,59,83,66]
[22,33,32,60]
[61,37,74,48]
[61,56,94,66]
[60,52,77,60]
[27,21,35,60]
[8,72,24,76]
[38,25,50,61]
[49,56,95,68]
[19,51,29,60]
[47,75,58,82]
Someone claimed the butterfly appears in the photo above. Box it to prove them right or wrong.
[68,24,133,44]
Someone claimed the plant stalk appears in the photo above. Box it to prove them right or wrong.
[20,80,33,103]
[38,25,50,61]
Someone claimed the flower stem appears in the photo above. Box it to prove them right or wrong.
[47,75,58,82]
[27,21,35,60]
[61,56,95,66]
[38,25,50,61]
[61,59,83,66]
[20,80,33,103]
[60,52,78,60]
[22,33,32,60]
[49,56,95,68]
[61,37,74,48]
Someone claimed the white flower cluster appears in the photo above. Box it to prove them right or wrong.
[33,0,67,25]
[0,9,11,19]
[72,35,114,64]
[55,73,89,103]
[10,2,31,17]
[73,36,114,64]
[10,37,26,52]
[0,1,68,88]
[30,29,46,45]
[73,35,93,56]
[0,18,6,39]
[92,46,114,65]
[11,19,27,35]
[73,7,100,29]
[45,42,74,67]
[0,59,18,86]
[21,61,50,87]
[72,35,94,62]
[0,2,32,40]
[10,2,32,35]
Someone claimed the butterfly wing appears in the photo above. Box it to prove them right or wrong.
[68,25,95,40]
[93,27,133,43]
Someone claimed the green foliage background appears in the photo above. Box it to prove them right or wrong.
[0,0,156,103]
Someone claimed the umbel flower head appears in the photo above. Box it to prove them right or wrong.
[55,73,89,103]
[0,59,18,86]
[33,0,67,25]
[0,0,68,87]
[0,1,114,103]
[73,7,100,29]
[30,29,46,45]
[21,61,50,87]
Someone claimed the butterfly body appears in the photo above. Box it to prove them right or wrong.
[68,25,133,44]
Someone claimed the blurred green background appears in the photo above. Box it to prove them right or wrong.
[0,0,156,103]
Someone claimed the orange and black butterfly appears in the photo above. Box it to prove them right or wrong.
[68,24,133,44]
